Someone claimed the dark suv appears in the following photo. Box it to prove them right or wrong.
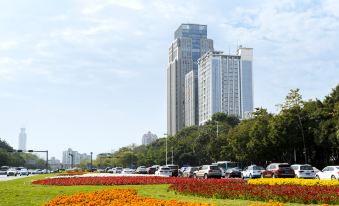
[166,164,179,177]
[262,163,295,178]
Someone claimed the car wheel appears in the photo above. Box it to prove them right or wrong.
[261,173,264,178]
[316,175,320,180]
[331,175,336,180]
[204,174,208,179]
[272,174,276,178]
[249,174,252,179]
[193,174,197,179]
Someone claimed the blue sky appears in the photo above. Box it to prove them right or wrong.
[0,0,338,160]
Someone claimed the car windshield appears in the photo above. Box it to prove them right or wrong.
[210,166,219,170]
[253,166,263,170]
[336,167,339,170]
[300,165,313,170]
[168,165,178,169]
[161,167,170,170]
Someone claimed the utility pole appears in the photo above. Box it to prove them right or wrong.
[164,133,168,165]
[216,121,219,137]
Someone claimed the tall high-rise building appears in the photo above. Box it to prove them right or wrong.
[198,48,253,124]
[62,148,90,168]
[141,131,158,145]
[237,46,254,118]
[18,128,27,151]
[167,24,213,135]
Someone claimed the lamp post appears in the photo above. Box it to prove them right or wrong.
[216,121,219,138]
[164,133,168,165]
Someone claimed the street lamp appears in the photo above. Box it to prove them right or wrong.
[216,121,219,138]
[164,133,168,165]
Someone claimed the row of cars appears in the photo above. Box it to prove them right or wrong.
[0,166,47,176]
[100,165,180,176]
[241,163,339,180]
[178,162,339,180]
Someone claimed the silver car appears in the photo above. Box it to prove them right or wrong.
[291,164,316,179]
[194,165,222,179]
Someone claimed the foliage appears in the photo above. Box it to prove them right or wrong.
[169,178,339,204]
[95,85,339,169]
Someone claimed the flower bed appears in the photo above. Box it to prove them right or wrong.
[248,178,339,187]
[33,176,339,204]
[169,179,339,204]
[32,176,242,186]
[44,188,214,206]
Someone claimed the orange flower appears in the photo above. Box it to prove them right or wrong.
[44,188,214,206]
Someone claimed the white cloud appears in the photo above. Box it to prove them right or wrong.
[0,40,19,50]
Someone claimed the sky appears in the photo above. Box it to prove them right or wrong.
[0,0,338,160]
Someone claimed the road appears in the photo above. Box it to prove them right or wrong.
[0,174,35,182]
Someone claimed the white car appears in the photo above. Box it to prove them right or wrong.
[121,168,134,174]
[291,164,315,179]
[316,166,339,180]
[155,166,172,176]
[6,168,18,176]
[19,168,29,176]
[241,165,263,179]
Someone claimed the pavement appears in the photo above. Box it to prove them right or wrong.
[0,174,35,182]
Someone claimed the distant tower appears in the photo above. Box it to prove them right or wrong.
[18,128,27,151]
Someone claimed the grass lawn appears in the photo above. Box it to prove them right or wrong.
[0,175,318,206]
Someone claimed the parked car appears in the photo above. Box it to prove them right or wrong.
[0,166,9,175]
[6,168,18,176]
[107,168,116,173]
[194,165,222,179]
[166,164,179,177]
[225,167,242,178]
[217,167,225,178]
[135,166,147,174]
[19,168,29,176]
[155,166,172,176]
[147,166,157,174]
[179,167,188,177]
[313,167,320,173]
[121,168,135,174]
[182,167,198,178]
[241,165,263,179]
[261,163,295,178]
[291,164,316,179]
[115,167,123,174]
[316,166,339,180]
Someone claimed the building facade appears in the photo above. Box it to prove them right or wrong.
[141,131,158,145]
[18,128,27,151]
[167,24,213,135]
[198,48,253,125]
[62,148,90,168]
[237,46,254,118]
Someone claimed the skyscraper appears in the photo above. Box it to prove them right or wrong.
[141,131,158,145]
[167,24,213,135]
[237,46,254,118]
[18,128,27,151]
[198,48,253,124]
